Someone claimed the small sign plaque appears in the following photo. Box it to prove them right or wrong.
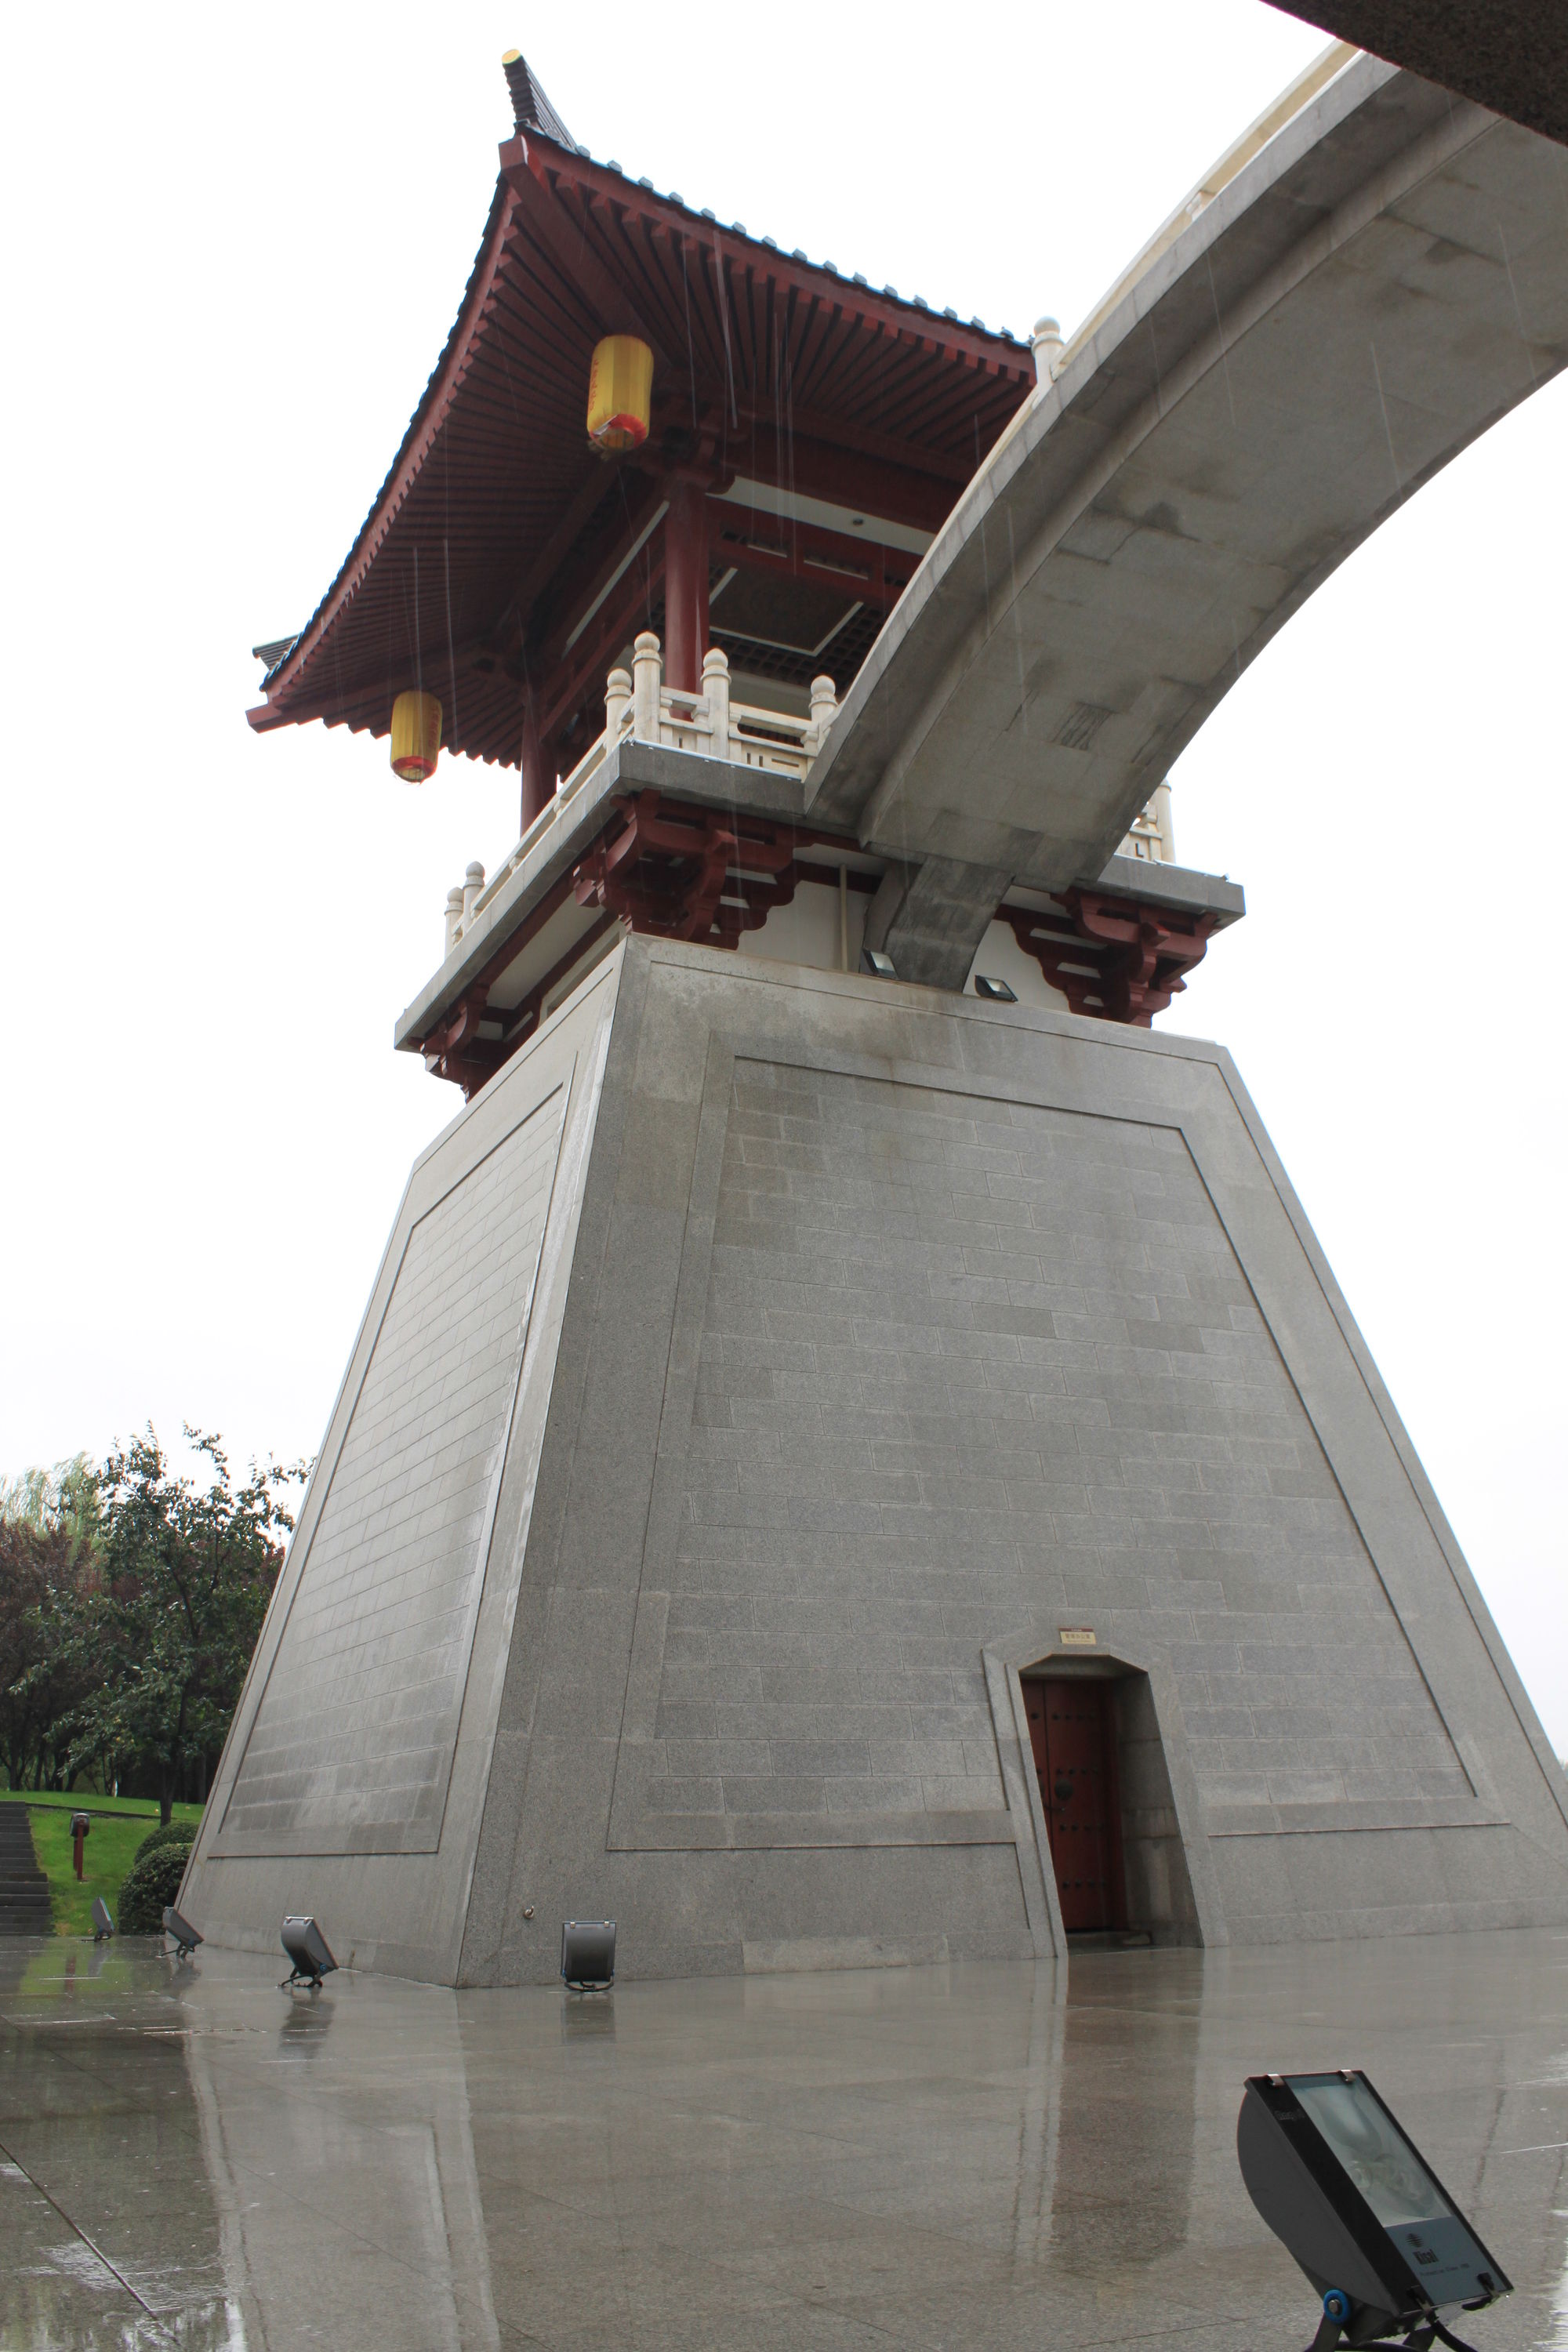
[1058,1628,1097,1647]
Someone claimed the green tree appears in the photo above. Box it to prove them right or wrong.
[0,1457,100,1790]
[47,1429,305,1823]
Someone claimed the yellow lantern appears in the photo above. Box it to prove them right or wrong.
[586,335,653,452]
[390,689,441,782]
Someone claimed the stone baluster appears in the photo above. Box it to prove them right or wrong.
[604,665,632,746]
[1150,781,1175,864]
[444,885,464,956]
[463,861,485,924]
[632,631,661,741]
[808,674,837,755]
[1031,314,1065,383]
[702,646,731,760]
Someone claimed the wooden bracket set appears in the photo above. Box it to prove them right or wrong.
[421,797,1217,1097]
[572,790,800,945]
[1000,888,1218,1027]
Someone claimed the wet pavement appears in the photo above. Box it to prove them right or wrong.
[2,1930,1566,2350]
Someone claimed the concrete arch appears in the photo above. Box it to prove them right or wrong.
[806,52,1568,980]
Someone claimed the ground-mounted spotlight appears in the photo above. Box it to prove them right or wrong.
[91,1897,114,1942]
[279,1915,337,1991]
[561,1919,615,1990]
[860,946,896,978]
[1239,2070,1510,2351]
[973,974,1017,1002]
[163,1905,202,1960]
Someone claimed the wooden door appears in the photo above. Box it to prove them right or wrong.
[1022,1678,1124,1933]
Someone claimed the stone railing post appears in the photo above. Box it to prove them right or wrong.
[463,861,485,924]
[808,674,837,755]
[604,665,632,746]
[1031,314,1065,382]
[702,646,731,760]
[1150,781,1175,863]
[632,632,661,741]
[444,886,464,956]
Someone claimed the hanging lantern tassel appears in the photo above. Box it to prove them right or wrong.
[390,689,442,782]
[586,336,653,453]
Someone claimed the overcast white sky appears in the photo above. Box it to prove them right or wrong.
[2,4,1564,1743]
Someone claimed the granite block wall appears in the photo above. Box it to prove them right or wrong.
[183,940,1568,1979]
[648,1063,1466,1837]
[226,1088,566,1848]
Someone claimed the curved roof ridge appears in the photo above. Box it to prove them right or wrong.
[502,49,575,149]
[256,172,516,706]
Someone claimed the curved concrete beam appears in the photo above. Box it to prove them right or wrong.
[805,55,1568,977]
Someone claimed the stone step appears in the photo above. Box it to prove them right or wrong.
[0,1809,53,1936]
[0,1908,55,1936]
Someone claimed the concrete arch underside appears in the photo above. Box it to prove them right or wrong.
[806,53,1568,982]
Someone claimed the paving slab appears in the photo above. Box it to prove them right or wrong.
[2,1929,1566,2350]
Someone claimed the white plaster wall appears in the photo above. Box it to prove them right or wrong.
[963,918,1069,1012]
[740,887,1068,1013]
[739,879,866,975]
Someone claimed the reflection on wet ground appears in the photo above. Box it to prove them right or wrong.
[2,1930,1567,2350]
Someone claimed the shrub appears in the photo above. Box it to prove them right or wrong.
[119,1839,194,1934]
[130,1820,196,1873]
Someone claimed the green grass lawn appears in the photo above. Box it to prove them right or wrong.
[2,1791,206,1936]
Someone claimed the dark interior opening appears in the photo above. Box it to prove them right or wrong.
[1021,1661,1201,1947]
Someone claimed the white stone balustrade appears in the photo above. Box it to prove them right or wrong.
[442,639,842,956]
[443,633,1174,957]
[1118,780,1175,864]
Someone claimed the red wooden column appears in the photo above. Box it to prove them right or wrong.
[520,688,552,830]
[663,476,710,693]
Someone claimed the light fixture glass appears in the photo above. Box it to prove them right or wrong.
[1238,2070,1509,2350]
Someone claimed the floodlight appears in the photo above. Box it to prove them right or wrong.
[91,1897,114,1942]
[163,1904,202,1960]
[860,946,896,978]
[974,975,1017,1002]
[279,1915,337,1990]
[561,1919,615,1989]
[1238,2070,1509,2350]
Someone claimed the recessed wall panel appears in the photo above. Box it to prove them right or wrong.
[645,1062,1467,1833]
[223,1089,566,1846]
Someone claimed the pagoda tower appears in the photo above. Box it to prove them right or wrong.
[182,46,1568,1980]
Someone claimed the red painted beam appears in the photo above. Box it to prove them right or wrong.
[503,140,672,372]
